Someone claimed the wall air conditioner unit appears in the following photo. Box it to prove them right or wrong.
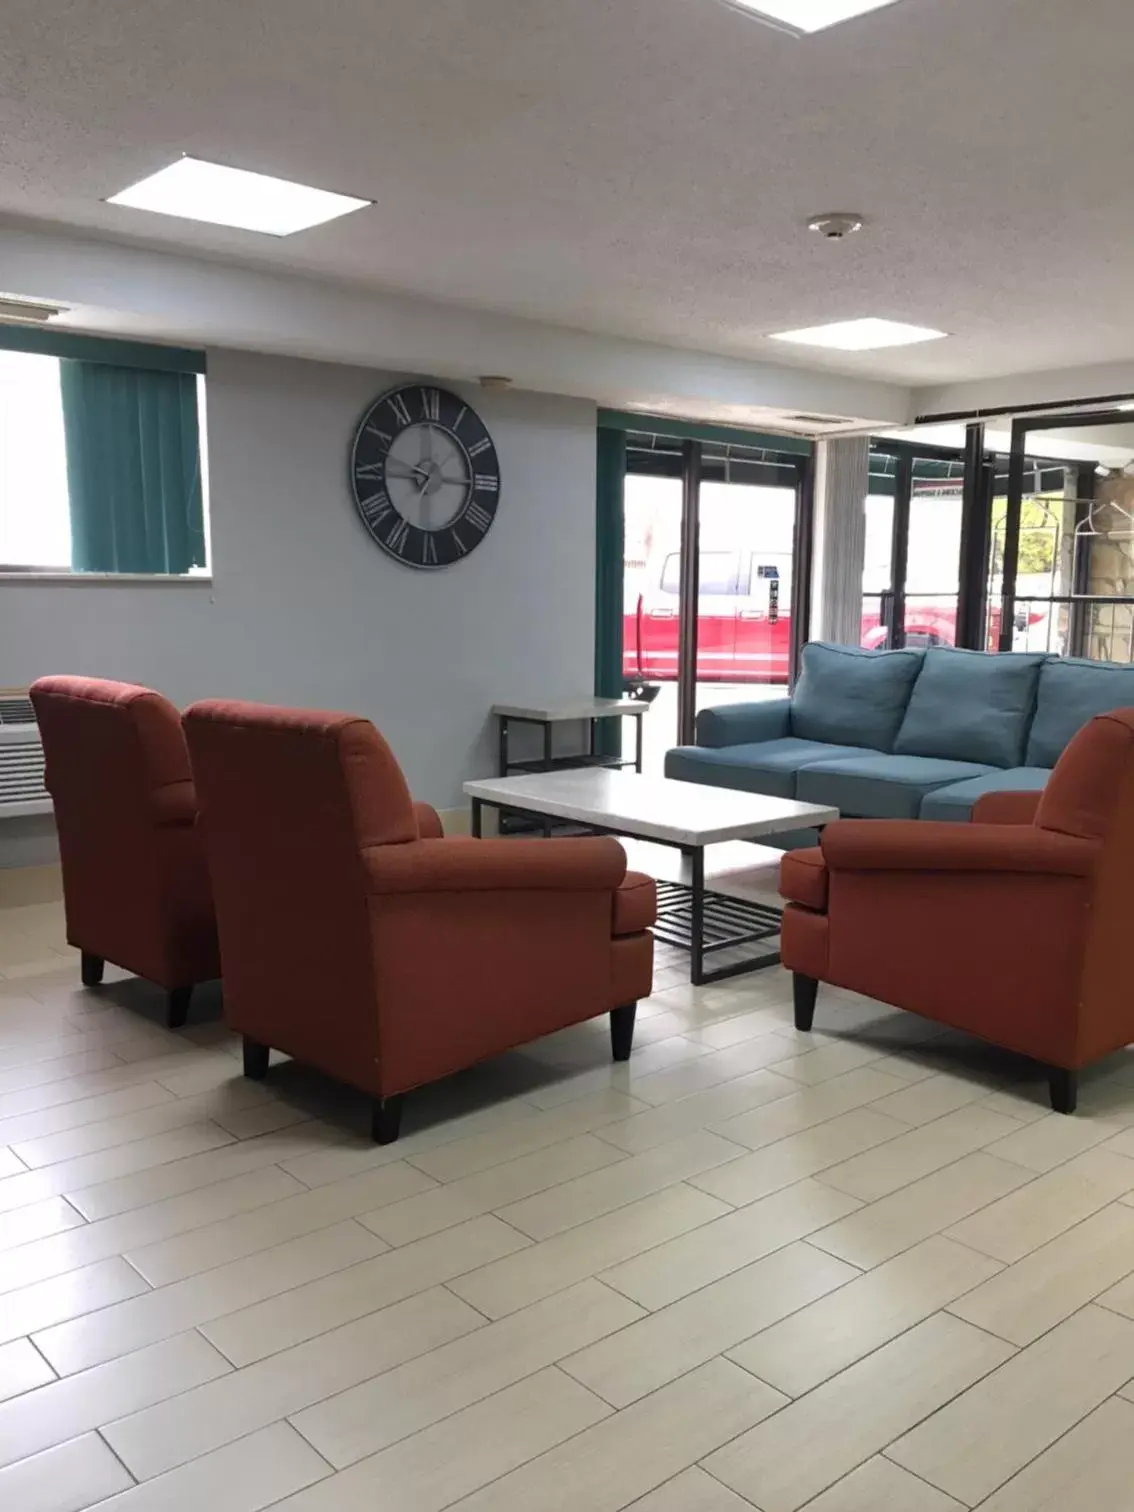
[0,691,51,818]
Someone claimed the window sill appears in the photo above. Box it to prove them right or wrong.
[0,572,214,586]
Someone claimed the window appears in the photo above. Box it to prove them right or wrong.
[0,346,209,576]
[660,550,739,596]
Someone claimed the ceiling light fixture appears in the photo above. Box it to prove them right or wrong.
[720,0,903,35]
[108,157,371,236]
[769,318,948,351]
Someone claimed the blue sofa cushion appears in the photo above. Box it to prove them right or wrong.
[894,648,1045,768]
[696,699,792,749]
[1026,657,1134,768]
[665,738,864,800]
[796,753,995,820]
[919,767,1051,823]
[791,643,924,754]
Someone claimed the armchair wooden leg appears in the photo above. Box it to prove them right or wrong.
[372,1095,404,1145]
[167,987,192,1029]
[793,973,819,1032]
[610,1003,638,1062]
[80,952,104,987]
[243,1037,270,1080]
[1049,1068,1078,1115]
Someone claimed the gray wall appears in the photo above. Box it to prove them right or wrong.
[0,349,598,844]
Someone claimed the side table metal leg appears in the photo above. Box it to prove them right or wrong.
[471,798,483,839]
[498,717,509,777]
[542,722,553,834]
[690,846,705,985]
[635,715,644,773]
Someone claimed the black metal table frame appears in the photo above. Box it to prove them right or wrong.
[470,796,783,985]
[497,711,645,781]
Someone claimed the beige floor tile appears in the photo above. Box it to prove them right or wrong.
[34,1219,387,1375]
[987,1109,1127,1171]
[405,1090,642,1182]
[603,1178,861,1310]
[888,1306,1134,1504]
[0,1432,133,1512]
[704,1313,1013,1512]
[801,1457,963,1512]
[450,1185,727,1320]
[0,1331,231,1469]
[127,1160,433,1286]
[950,1203,1134,1344]
[564,1240,855,1407]
[623,1468,755,1510]
[361,1134,627,1247]
[596,1069,799,1155]
[732,1235,1001,1396]
[712,1066,912,1152]
[819,1106,1024,1202]
[270,1366,609,1512]
[496,1130,745,1241]
[623,1035,800,1107]
[826,1071,993,1129]
[810,1153,1039,1269]
[0,1147,24,1178]
[104,1285,482,1480]
[11,1084,272,1168]
[0,1257,150,1347]
[0,1122,236,1217]
[0,1082,178,1149]
[294,1277,641,1466]
[0,1166,304,1297]
[90,1422,330,1512]
[0,1195,85,1252]
[683,1006,788,1049]
[690,1108,907,1207]
[945,1148,1134,1263]
[524,1035,713,1110]
[773,1040,889,1086]
[975,1397,1134,1512]
[210,1100,312,1140]
[202,1213,526,1366]
[0,1339,54,1403]
[451,1358,787,1512]
[65,1124,333,1221]
[0,1045,126,1097]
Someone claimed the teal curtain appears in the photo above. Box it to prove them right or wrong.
[595,428,627,757]
[59,361,206,574]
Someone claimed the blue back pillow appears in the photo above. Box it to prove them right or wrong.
[792,643,924,753]
[894,648,1045,768]
[1027,656,1134,768]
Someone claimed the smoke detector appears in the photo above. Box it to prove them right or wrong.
[478,375,513,390]
[0,294,66,324]
[807,213,865,241]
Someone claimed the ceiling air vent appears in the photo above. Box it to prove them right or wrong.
[785,413,840,426]
[0,295,66,325]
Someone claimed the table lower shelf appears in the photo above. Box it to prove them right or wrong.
[653,879,783,980]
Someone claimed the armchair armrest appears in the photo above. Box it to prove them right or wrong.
[413,801,444,839]
[364,836,628,895]
[972,790,1043,826]
[821,819,1098,878]
[696,698,792,749]
[151,780,198,828]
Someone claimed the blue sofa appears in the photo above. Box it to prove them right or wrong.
[666,643,1134,822]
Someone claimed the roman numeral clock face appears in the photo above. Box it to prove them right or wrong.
[350,384,502,569]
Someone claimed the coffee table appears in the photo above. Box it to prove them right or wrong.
[462,769,837,985]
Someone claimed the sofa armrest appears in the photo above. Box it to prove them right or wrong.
[695,698,792,749]
[821,819,1098,877]
[413,802,444,839]
[971,791,1043,826]
[364,836,628,895]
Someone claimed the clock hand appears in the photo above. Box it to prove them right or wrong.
[386,459,430,483]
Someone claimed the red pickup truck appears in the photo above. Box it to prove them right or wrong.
[623,547,1025,687]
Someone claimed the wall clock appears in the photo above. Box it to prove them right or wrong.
[349,383,502,569]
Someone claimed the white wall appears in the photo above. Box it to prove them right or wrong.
[0,349,598,829]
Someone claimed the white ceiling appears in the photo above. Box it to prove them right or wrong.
[1,0,1132,392]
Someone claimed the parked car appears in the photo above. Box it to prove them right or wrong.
[623,547,1035,687]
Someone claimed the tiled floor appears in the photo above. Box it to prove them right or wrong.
[2,897,1134,1510]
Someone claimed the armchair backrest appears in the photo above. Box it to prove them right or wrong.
[30,674,211,983]
[181,700,419,1075]
[1035,708,1134,1058]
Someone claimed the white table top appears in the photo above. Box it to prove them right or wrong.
[463,768,837,847]
[492,698,648,722]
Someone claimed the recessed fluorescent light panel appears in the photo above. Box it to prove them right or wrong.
[108,157,370,236]
[723,1,903,35]
[770,318,948,351]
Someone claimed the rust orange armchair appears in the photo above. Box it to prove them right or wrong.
[30,675,220,1025]
[779,709,1134,1113]
[181,700,656,1142]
